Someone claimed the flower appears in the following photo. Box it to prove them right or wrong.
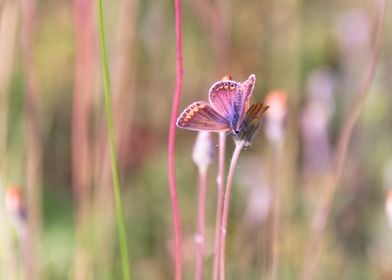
[193,131,214,172]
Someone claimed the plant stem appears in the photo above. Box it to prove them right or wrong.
[72,0,95,278]
[97,1,131,279]
[266,144,283,280]
[213,132,226,280]
[195,167,207,280]
[21,0,41,278]
[168,0,184,278]
[301,1,385,279]
[220,142,244,280]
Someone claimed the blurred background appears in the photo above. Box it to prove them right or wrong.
[0,0,391,279]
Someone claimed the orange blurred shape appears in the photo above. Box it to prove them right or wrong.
[385,189,392,228]
[265,90,287,121]
[5,185,23,213]
[221,74,232,81]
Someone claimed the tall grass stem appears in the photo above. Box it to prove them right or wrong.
[97,1,131,279]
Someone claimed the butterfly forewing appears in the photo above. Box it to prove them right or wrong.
[208,80,241,120]
[176,101,230,132]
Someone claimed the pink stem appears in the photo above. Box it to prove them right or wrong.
[22,0,41,278]
[168,0,183,278]
[213,132,226,280]
[220,142,243,280]
[195,168,207,280]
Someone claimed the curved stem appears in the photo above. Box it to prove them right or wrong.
[213,132,226,280]
[168,0,184,278]
[266,144,283,280]
[219,142,243,280]
[98,1,131,279]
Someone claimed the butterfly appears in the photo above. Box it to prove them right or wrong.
[176,74,269,141]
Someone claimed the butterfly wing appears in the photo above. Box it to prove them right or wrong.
[176,101,230,132]
[208,79,241,119]
[209,74,256,131]
[238,74,256,112]
[244,102,269,123]
[235,102,269,146]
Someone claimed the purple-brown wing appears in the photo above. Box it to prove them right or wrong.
[208,79,241,120]
[239,74,256,111]
[232,74,257,130]
[235,102,269,146]
[208,74,256,129]
[176,101,230,132]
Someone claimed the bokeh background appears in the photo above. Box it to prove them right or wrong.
[0,0,391,279]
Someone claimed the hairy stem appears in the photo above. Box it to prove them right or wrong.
[220,142,243,280]
[213,132,226,280]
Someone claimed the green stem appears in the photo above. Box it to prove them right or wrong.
[98,1,131,279]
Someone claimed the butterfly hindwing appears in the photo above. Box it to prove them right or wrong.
[176,101,230,132]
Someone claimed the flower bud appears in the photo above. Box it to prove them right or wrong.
[192,131,214,172]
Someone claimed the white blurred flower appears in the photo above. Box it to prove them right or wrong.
[385,189,392,229]
[192,131,214,172]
